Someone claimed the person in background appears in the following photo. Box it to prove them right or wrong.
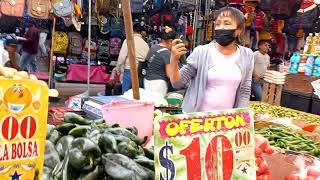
[108,68,123,96]
[4,38,20,70]
[170,7,254,113]
[115,22,149,93]
[38,30,48,57]
[252,40,271,101]
[20,25,40,72]
[144,26,176,97]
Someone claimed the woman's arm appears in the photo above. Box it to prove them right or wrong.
[170,40,199,89]
[238,50,254,107]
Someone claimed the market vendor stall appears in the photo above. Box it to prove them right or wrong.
[66,64,111,84]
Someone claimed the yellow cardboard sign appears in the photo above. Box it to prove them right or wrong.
[0,80,48,180]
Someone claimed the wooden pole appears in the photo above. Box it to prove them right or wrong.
[122,0,140,100]
[86,0,92,97]
[48,17,56,89]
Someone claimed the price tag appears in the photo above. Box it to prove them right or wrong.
[0,80,48,179]
[154,108,256,180]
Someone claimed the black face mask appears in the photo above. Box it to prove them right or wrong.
[214,29,237,46]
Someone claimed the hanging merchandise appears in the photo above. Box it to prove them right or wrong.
[259,0,270,11]
[53,31,69,55]
[109,0,119,16]
[109,37,122,56]
[161,12,174,26]
[95,0,110,14]
[110,17,124,38]
[296,29,305,38]
[98,15,112,34]
[151,13,161,32]
[1,0,25,17]
[68,32,83,56]
[0,15,20,34]
[206,20,214,42]
[72,14,82,32]
[27,0,51,19]
[244,2,255,28]
[289,2,318,31]
[52,0,74,17]
[312,6,320,33]
[177,15,186,37]
[74,2,82,17]
[254,9,266,31]
[259,31,272,40]
[162,0,173,13]
[186,13,193,36]
[261,13,272,32]
[271,20,285,33]
[131,0,144,13]
[81,15,99,37]
[270,0,301,20]
[97,39,110,61]
[227,0,244,4]
[214,0,227,10]
[62,15,74,27]
[82,38,98,60]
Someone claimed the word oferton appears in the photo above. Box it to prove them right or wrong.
[159,112,251,138]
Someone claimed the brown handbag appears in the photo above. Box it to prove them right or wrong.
[95,0,110,14]
[27,0,51,19]
[1,0,25,17]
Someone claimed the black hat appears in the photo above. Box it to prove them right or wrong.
[5,39,17,46]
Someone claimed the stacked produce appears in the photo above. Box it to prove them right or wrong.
[44,112,155,180]
[255,126,320,158]
[255,135,275,180]
[0,66,59,97]
[249,103,320,124]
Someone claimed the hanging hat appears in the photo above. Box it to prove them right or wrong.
[72,15,82,32]
[259,31,272,40]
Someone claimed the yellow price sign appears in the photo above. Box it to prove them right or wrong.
[0,79,48,180]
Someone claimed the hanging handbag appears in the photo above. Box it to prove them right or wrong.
[68,32,83,55]
[53,0,74,17]
[95,0,110,14]
[27,0,51,19]
[53,31,69,54]
[1,0,25,17]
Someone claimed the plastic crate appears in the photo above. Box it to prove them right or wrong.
[311,94,320,115]
[281,90,312,113]
[284,74,319,93]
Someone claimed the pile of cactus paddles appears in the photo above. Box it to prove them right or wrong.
[44,112,154,180]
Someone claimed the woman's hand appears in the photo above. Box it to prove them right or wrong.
[171,39,187,63]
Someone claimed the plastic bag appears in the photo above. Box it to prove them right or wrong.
[285,156,320,180]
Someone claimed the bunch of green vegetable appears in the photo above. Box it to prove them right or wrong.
[249,103,320,124]
[255,126,320,158]
[44,112,154,180]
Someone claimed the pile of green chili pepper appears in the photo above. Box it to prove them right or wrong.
[255,126,320,158]
[44,112,154,180]
[249,103,320,124]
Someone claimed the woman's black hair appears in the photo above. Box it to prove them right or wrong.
[214,6,246,45]
[133,22,142,33]
[160,27,177,41]
[258,40,270,47]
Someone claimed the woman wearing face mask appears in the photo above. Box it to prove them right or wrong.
[170,7,254,113]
